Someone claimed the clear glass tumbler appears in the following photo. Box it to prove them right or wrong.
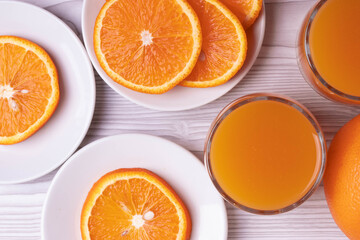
[297,0,360,104]
[204,93,327,214]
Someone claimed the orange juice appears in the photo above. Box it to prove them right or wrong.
[297,0,360,104]
[309,0,360,97]
[206,94,325,212]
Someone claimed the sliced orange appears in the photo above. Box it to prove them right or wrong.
[94,0,202,94]
[220,0,263,29]
[181,0,247,87]
[81,168,191,240]
[0,36,59,145]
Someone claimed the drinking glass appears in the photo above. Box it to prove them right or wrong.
[204,93,327,214]
[297,0,360,104]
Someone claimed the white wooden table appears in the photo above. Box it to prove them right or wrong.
[0,0,355,239]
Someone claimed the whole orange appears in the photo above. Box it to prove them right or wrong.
[324,114,360,240]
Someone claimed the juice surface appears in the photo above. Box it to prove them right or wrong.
[210,100,321,211]
[309,0,360,96]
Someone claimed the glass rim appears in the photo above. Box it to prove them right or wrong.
[204,93,327,215]
[304,0,360,101]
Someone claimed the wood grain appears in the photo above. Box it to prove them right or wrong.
[0,0,356,239]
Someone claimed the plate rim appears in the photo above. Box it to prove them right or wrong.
[0,0,96,184]
[81,0,266,111]
[41,133,228,239]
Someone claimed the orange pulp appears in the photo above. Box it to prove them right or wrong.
[309,0,360,96]
[210,99,322,211]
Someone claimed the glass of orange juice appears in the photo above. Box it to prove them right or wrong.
[204,93,326,214]
[297,0,360,104]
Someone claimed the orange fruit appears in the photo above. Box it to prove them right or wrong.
[219,0,263,29]
[81,168,191,240]
[94,0,202,94]
[323,114,360,240]
[0,36,59,145]
[181,0,247,87]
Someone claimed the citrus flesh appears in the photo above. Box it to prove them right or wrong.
[94,0,202,94]
[0,36,59,145]
[81,168,191,240]
[219,0,263,29]
[181,0,247,87]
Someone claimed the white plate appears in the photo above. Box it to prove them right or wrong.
[42,134,227,240]
[82,1,265,111]
[0,1,95,184]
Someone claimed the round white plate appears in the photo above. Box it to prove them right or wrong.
[82,1,265,111]
[0,1,95,184]
[42,134,227,240]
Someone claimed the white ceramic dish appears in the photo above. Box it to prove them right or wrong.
[42,134,227,240]
[82,0,265,111]
[0,1,95,184]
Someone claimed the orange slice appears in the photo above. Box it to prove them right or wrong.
[0,36,59,145]
[94,0,202,94]
[220,0,263,29]
[81,168,191,240]
[181,0,247,87]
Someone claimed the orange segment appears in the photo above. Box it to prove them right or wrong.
[219,0,263,29]
[181,0,247,87]
[0,36,59,145]
[94,0,202,94]
[81,168,191,240]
